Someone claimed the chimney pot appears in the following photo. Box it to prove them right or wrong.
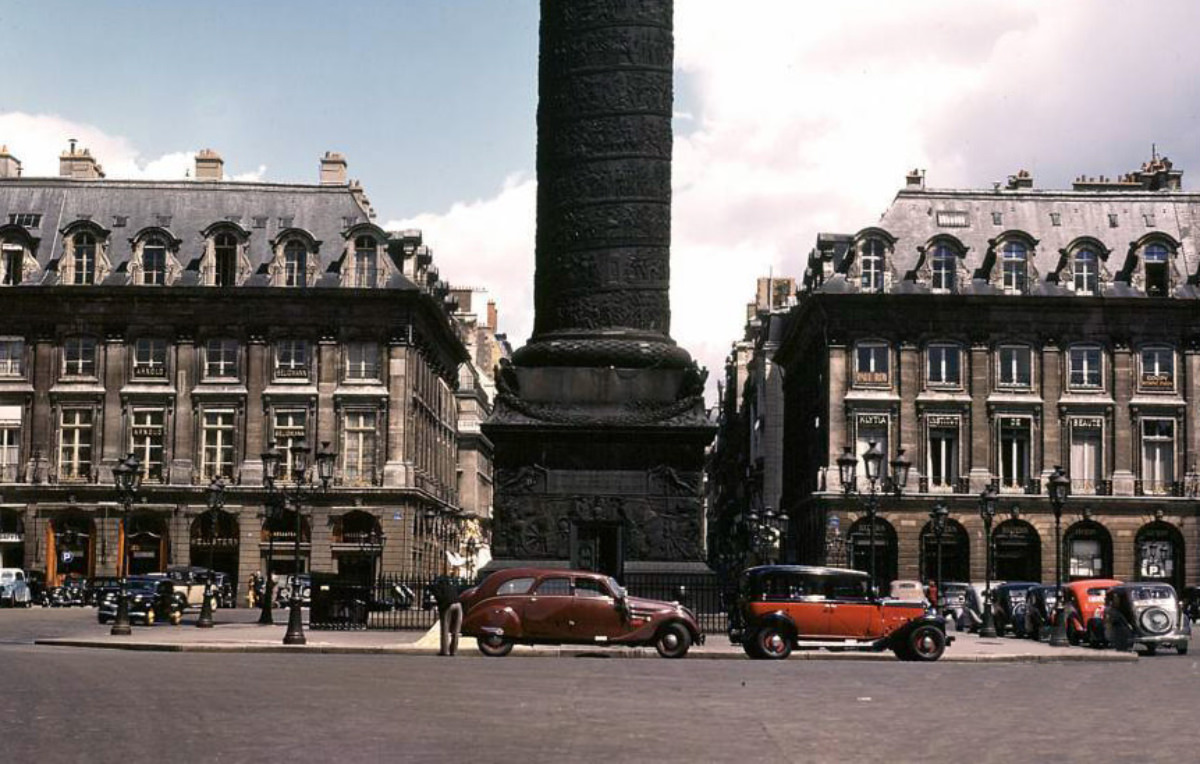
[195,148,224,181]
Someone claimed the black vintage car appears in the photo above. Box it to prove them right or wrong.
[48,575,90,607]
[1023,585,1060,640]
[25,570,47,606]
[992,582,1038,637]
[1103,583,1191,655]
[1180,586,1200,623]
[97,577,183,626]
[88,576,123,607]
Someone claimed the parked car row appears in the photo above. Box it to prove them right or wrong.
[1,567,235,613]
[932,578,1191,655]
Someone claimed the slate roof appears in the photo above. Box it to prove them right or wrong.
[0,176,419,290]
[805,183,1200,297]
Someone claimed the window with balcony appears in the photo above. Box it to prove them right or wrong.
[344,342,380,381]
[997,345,1032,388]
[342,410,377,485]
[62,337,97,377]
[854,342,889,386]
[0,338,23,377]
[58,408,93,481]
[1140,346,1174,392]
[200,410,235,480]
[0,407,19,482]
[998,417,1031,490]
[130,408,165,483]
[1067,345,1102,390]
[1140,419,1175,494]
[927,424,959,489]
[204,339,239,380]
[926,343,961,387]
[132,338,168,380]
[1069,420,1103,494]
[274,340,309,380]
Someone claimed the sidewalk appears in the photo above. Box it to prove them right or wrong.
[34,622,1138,662]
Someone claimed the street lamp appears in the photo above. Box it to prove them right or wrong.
[977,485,999,638]
[110,452,143,636]
[837,443,910,597]
[929,502,948,617]
[196,477,225,629]
[261,439,337,646]
[1048,465,1071,647]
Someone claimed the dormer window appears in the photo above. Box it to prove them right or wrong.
[353,236,379,288]
[1074,249,1098,295]
[1144,243,1169,296]
[214,232,238,287]
[931,244,957,293]
[1,244,23,285]
[71,232,97,285]
[1001,241,1027,294]
[860,239,884,293]
[141,236,167,285]
[283,240,308,287]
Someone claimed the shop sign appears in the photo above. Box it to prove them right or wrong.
[1071,417,1104,430]
[927,415,958,427]
[0,532,22,543]
[857,414,888,426]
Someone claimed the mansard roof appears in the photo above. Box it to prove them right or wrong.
[0,176,403,286]
[808,183,1200,297]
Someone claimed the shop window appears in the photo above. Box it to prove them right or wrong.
[132,338,168,379]
[274,340,309,380]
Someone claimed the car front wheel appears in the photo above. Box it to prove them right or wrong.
[654,623,692,659]
[906,625,947,662]
[477,633,514,657]
[755,625,792,660]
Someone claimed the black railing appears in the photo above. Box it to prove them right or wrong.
[309,572,731,633]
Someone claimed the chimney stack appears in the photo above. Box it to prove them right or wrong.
[487,300,498,332]
[195,149,224,180]
[1006,169,1033,190]
[320,151,347,185]
[905,169,925,189]
[59,139,105,179]
[0,145,20,179]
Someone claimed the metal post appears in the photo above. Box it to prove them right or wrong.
[258,508,275,626]
[1049,466,1070,647]
[110,454,141,636]
[283,499,306,645]
[866,490,877,598]
[979,507,997,638]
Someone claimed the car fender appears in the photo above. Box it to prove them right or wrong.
[656,616,703,646]
[749,610,798,640]
[885,614,952,650]
[464,604,521,639]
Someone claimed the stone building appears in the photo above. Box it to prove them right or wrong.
[766,158,1200,592]
[0,143,484,596]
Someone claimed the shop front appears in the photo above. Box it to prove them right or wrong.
[190,508,240,587]
[1135,520,1185,592]
[0,508,24,568]
[331,510,383,586]
[47,514,95,584]
[122,513,168,575]
[993,518,1041,582]
[920,518,969,583]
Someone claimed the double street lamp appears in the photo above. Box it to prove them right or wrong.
[978,485,999,638]
[196,477,225,629]
[261,439,336,646]
[110,452,144,636]
[1048,465,1071,648]
[744,506,789,565]
[929,502,948,616]
[837,442,911,596]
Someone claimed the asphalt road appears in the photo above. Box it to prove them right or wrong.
[3,608,1199,764]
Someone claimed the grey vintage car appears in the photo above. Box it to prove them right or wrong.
[1102,583,1191,655]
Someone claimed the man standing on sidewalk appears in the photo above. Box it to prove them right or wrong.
[431,577,463,656]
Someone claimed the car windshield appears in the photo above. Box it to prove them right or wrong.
[126,581,160,593]
[0,571,15,582]
[606,577,625,599]
[1131,586,1173,602]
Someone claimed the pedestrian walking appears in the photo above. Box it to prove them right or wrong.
[247,571,261,608]
[431,576,463,656]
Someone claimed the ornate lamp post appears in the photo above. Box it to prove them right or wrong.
[261,439,336,646]
[837,443,910,597]
[196,477,225,629]
[977,485,999,638]
[259,443,283,626]
[1048,465,1071,647]
[110,452,143,636]
[929,502,949,617]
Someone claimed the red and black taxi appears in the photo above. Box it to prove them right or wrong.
[728,565,952,661]
[459,567,705,658]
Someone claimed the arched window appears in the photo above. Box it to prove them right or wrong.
[845,516,898,590]
[141,235,167,286]
[1143,243,1169,296]
[1074,249,1098,295]
[353,235,378,288]
[214,233,238,287]
[992,518,1041,582]
[920,518,969,583]
[72,232,96,285]
[1001,241,1027,294]
[1135,521,1185,591]
[284,240,307,287]
[931,244,957,293]
[1064,520,1112,580]
[860,239,884,292]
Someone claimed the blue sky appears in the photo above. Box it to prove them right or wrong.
[6,1,1200,403]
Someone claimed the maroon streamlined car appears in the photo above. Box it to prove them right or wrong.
[459,568,705,658]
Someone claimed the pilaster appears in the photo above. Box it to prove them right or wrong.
[968,341,992,491]
[1110,341,1135,495]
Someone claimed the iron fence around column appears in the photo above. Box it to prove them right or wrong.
[309,572,731,633]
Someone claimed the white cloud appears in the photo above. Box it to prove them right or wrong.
[0,111,263,181]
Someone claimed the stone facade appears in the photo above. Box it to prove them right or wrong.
[0,145,490,598]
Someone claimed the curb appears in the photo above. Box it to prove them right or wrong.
[32,638,1139,662]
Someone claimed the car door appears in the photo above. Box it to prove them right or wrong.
[777,573,827,637]
[569,576,626,640]
[823,575,881,638]
[519,576,575,639]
